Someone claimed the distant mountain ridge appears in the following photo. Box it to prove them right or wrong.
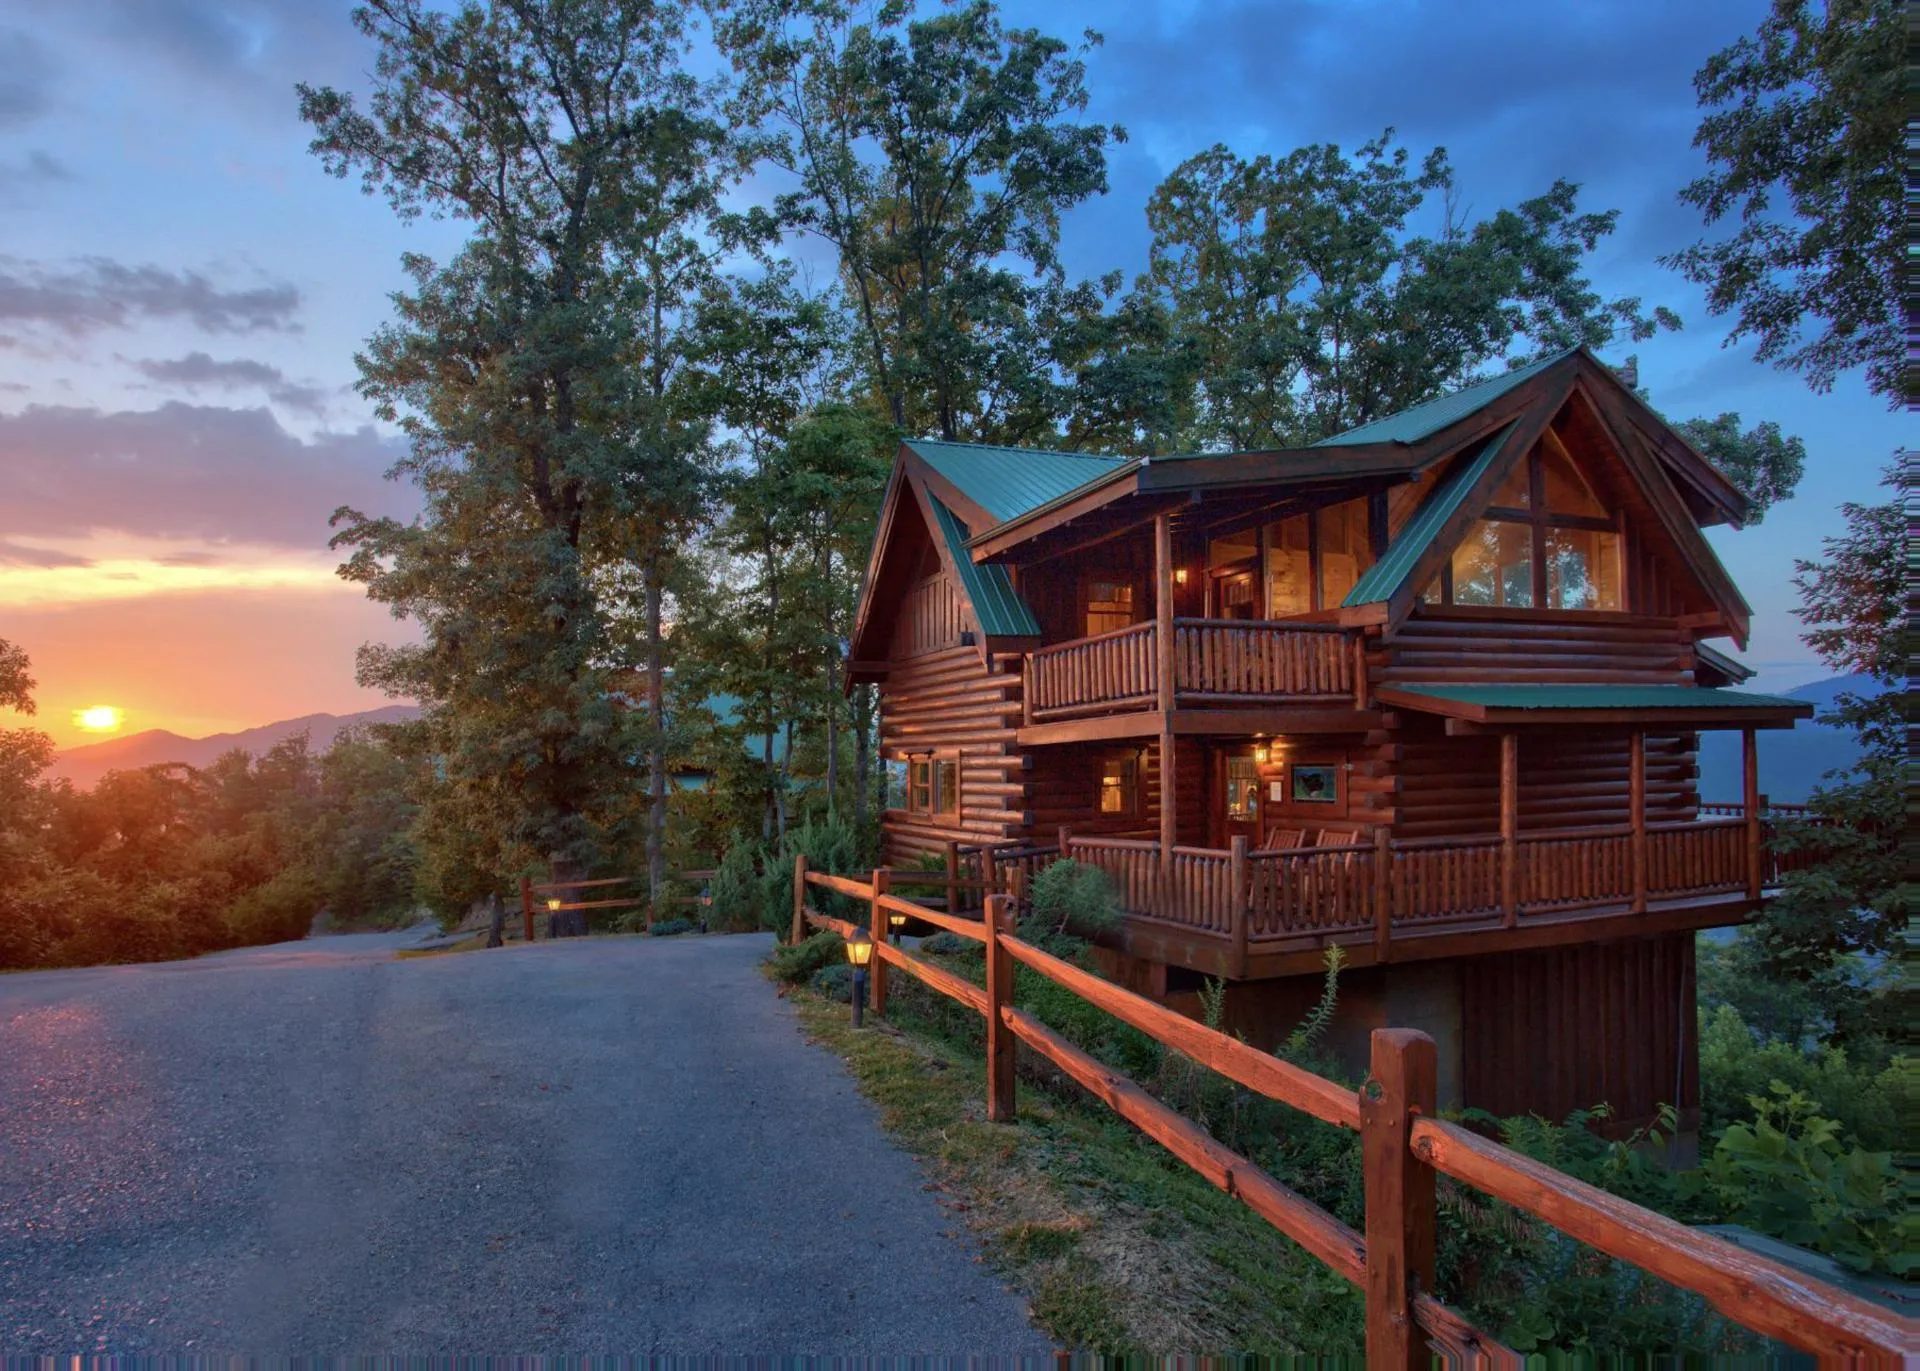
[1697,673,1880,805]
[49,705,422,789]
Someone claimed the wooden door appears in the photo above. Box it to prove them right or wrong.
[1216,747,1262,847]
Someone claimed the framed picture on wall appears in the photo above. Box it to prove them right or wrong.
[1290,763,1339,804]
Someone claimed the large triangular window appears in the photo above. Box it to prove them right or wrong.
[1423,440,1625,611]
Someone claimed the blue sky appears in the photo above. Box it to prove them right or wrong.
[0,0,1901,742]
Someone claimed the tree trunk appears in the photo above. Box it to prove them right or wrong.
[645,563,668,900]
[824,651,840,815]
[485,893,507,949]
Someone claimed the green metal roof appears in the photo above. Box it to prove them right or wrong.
[1342,422,1519,607]
[928,495,1042,638]
[1314,348,1575,448]
[908,439,1129,524]
[1387,684,1810,713]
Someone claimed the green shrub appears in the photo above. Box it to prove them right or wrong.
[1022,860,1119,950]
[811,963,855,1002]
[705,838,763,933]
[1699,1003,1907,1149]
[768,930,844,984]
[1692,1085,1914,1276]
[759,815,870,940]
[920,930,979,957]
[648,917,694,937]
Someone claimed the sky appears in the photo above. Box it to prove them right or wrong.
[0,0,1902,749]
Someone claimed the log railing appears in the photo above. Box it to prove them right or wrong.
[792,867,1915,1366]
[1025,618,1358,720]
[1060,808,1785,954]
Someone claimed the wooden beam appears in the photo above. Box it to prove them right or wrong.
[1742,729,1762,901]
[1157,512,1177,871]
[1017,706,1381,746]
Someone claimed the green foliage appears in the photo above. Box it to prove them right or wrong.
[648,918,695,937]
[1022,859,1120,949]
[704,839,765,934]
[1665,0,1902,399]
[767,930,845,985]
[810,962,855,1002]
[1695,1085,1913,1275]
[1699,1003,1905,1149]
[1142,132,1675,450]
[1670,412,1806,523]
[919,930,977,957]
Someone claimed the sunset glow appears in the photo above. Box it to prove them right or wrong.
[73,705,126,733]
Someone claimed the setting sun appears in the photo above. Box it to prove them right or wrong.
[73,705,126,733]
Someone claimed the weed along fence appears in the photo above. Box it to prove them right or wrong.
[789,859,1915,1367]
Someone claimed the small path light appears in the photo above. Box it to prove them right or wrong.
[546,897,563,913]
[887,909,907,944]
[845,927,875,1028]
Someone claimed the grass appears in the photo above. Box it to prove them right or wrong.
[781,969,1365,1356]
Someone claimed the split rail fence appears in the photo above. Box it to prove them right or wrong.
[789,858,1914,1368]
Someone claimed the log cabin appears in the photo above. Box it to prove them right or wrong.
[845,347,1813,1135]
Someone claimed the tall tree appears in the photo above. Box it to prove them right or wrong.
[1144,133,1677,449]
[716,0,1119,440]
[1758,463,1909,1037]
[1671,413,1806,523]
[301,0,733,892]
[1664,0,1901,401]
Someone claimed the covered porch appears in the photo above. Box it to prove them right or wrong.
[997,682,1814,980]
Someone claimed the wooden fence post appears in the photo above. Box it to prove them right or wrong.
[1229,834,1249,978]
[1362,1028,1437,1371]
[790,852,809,945]
[1057,825,1071,861]
[520,875,536,944]
[870,868,890,1017]
[1373,826,1393,960]
[945,839,960,914]
[983,893,1017,1122]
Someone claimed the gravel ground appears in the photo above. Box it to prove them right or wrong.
[0,931,1051,1357]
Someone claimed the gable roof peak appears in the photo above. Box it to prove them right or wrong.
[1314,346,1583,450]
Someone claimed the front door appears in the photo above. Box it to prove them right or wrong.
[1219,749,1261,847]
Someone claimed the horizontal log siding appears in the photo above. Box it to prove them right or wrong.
[879,643,1026,865]
[1378,611,1696,688]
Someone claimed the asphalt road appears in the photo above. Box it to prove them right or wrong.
[0,930,1050,1357]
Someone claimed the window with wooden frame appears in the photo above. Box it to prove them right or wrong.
[1097,750,1141,817]
[907,751,962,818]
[1260,499,1376,617]
[1083,577,1137,636]
[1434,442,1625,611]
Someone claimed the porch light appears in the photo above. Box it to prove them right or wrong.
[1174,568,1188,585]
[1253,745,1269,765]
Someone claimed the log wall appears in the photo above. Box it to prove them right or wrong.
[877,644,1028,864]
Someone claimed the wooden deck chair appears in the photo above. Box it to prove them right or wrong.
[1312,827,1362,848]
[1261,826,1307,851]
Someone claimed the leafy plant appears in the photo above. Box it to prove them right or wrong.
[1693,1085,1913,1275]
[648,918,695,937]
[767,930,845,985]
[1022,859,1119,950]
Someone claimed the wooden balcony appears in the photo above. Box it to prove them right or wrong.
[1024,618,1363,722]
[1047,805,1807,980]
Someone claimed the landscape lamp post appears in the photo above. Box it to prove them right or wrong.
[546,897,562,940]
[845,928,875,1028]
[888,909,907,945]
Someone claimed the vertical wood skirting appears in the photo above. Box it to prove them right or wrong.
[869,867,890,1016]
[790,853,809,945]
[1742,728,1761,900]
[1499,733,1519,927]
[1363,1028,1438,1371]
[983,893,1017,1121]
[1629,730,1648,914]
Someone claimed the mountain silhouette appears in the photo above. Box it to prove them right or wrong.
[1697,673,1879,805]
[49,705,421,790]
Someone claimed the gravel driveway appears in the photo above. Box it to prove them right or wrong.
[0,931,1050,1357]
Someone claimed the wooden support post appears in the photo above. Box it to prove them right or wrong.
[1229,834,1249,978]
[983,893,1017,1122]
[1155,511,1177,875]
[1499,732,1519,928]
[1742,728,1762,900]
[1362,1028,1438,1371]
[1373,826,1394,960]
[1057,825,1071,861]
[790,852,809,945]
[869,867,890,1017]
[520,875,536,944]
[1629,730,1648,914]
[1021,654,1034,728]
[944,839,960,915]
[1352,633,1370,710]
